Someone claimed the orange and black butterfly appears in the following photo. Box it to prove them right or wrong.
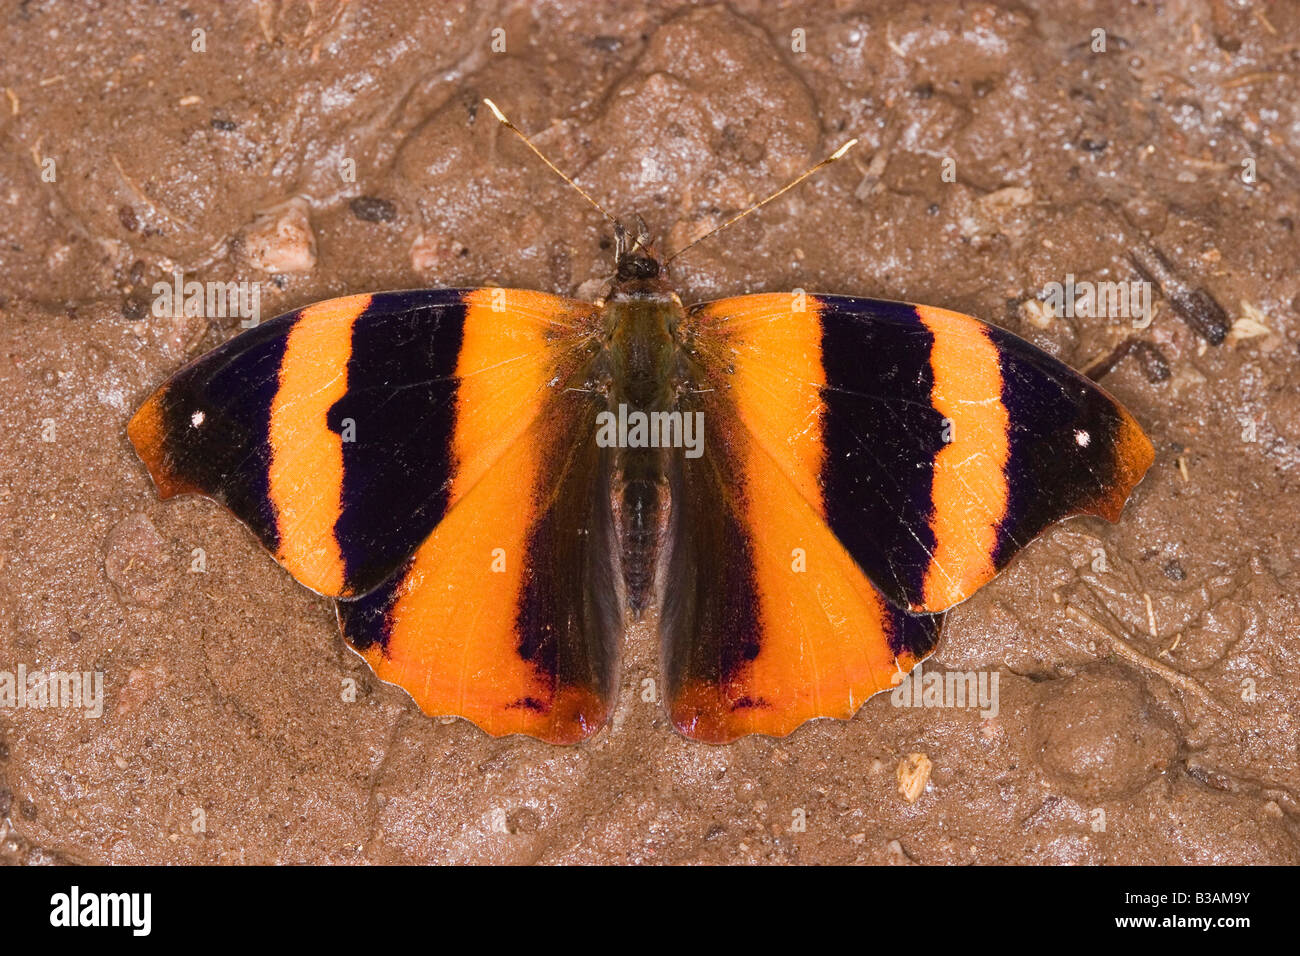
[127,105,1153,744]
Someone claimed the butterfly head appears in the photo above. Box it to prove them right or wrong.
[615,250,661,282]
[609,215,671,297]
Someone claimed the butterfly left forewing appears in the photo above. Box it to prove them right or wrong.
[128,289,604,599]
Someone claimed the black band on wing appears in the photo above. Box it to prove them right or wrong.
[816,296,945,611]
[514,426,621,702]
[330,296,467,593]
[885,607,944,661]
[139,318,291,550]
[992,337,1127,567]
[661,450,764,695]
[334,559,405,652]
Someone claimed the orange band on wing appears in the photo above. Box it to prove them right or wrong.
[1092,404,1156,520]
[720,292,828,507]
[268,294,370,594]
[916,305,1010,610]
[361,419,600,742]
[126,388,198,499]
[452,289,582,503]
[681,449,908,742]
[362,289,606,742]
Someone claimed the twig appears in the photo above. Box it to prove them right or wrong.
[1066,605,1237,723]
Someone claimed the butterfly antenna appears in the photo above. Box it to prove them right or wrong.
[664,138,859,266]
[483,98,619,228]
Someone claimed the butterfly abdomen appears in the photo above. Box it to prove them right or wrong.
[614,473,664,614]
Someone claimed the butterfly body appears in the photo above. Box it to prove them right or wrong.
[601,265,683,615]
[128,244,1153,744]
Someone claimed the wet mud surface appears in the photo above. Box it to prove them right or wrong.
[1,0,1298,863]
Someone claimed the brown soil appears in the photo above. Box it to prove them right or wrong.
[1,0,1298,864]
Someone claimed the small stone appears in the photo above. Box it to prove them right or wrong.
[240,198,317,274]
[350,196,397,223]
[884,838,913,864]
[896,752,932,803]
[114,661,170,718]
[410,232,458,273]
[1020,298,1054,329]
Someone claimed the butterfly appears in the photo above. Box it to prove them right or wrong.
[127,102,1154,744]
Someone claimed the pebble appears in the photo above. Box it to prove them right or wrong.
[240,199,317,274]
[114,661,170,718]
[896,752,932,803]
[409,232,456,273]
[350,196,396,223]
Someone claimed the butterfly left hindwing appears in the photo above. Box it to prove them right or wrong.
[337,359,622,743]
